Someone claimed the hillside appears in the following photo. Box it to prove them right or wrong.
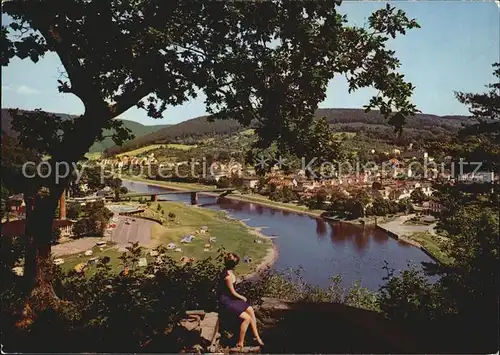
[104,108,470,156]
[1,109,169,153]
[88,120,170,153]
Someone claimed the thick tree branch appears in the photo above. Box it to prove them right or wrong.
[110,84,151,118]
[25,5,94,102]
[43,26,84,93]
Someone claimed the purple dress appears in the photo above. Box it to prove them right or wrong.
[219,270,249,316]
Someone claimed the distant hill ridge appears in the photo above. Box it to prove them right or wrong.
[104,108,470,156]
[1,108,169,153]
[1,108,470,156]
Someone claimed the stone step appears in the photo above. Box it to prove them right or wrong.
[227,346,261,353]
[186,310,206,317]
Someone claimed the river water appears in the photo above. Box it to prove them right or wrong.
[122,180,434,291]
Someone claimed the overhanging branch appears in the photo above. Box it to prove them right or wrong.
[110,84,151,117]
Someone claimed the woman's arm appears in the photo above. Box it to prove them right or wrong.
[225,276,247,301]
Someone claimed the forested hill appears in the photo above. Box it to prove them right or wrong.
[1,109,169,153]
[104,108,470,156]
[104,116,243,155]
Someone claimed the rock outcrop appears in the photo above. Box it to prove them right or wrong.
[254,297,420,353]
[177,297,468,353]
[177,310,220,353]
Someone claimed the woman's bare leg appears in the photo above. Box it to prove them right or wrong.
[245,306,257,322]
[237,312,251,347]
[245,306,264,346]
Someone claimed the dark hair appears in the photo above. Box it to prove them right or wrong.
[224,253,240,270]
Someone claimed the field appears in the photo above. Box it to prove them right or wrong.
[116,144,163,157]
[164,143,197,151]
[84,152,102,160]
[60,244,124,277]
[240,128,255,136]
[332,131,357,139]
[46,152,101,161]
[59,200,271,276]
[117,143,196,157]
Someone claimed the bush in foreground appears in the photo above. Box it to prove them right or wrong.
[2,201,498,353]
[1,244,377,353]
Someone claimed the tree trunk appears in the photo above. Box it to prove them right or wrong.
[18,104,113,326]
[18,187,64,327]
[23,195,36,286]
[27,193,60,282]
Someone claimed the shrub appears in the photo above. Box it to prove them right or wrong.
[410,188,427,204]
[378,263,443,322]
[216,177,231,189]
[1,247,379,353]
[72,218,92,238]
[51,226,62,245]
[72,204,112,238]
[66,203,82,219]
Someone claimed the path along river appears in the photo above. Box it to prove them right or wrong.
[121,180,435,291]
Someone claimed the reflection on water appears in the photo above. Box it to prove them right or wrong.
[327,222,388,253]
[373,228,390,245]
[122,180,435,290]
[255,204,264,215]
[315,219,328,238]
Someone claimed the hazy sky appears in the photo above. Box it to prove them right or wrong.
[2,2,499,125]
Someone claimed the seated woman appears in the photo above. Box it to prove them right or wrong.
[219,253,264,348]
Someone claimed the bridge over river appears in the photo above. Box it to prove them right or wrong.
[115,188,235,205]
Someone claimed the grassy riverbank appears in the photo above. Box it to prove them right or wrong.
[148,201,272,275]
[120,176,405,225]
[121,175,324,217]
[377,214,450,264]
[405,231,451,264]
[122,175,217,191]
[60,200,273,276]
[121,176,450,263]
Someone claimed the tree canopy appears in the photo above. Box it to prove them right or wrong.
[2,0,419,161]
[429,63,500,172]
[1,132,40,197]
[379,65,500,352]
[1,0,422,320]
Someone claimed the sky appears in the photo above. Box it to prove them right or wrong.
[2,2,499,126]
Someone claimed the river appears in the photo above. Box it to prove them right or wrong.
[121,180,435,291]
